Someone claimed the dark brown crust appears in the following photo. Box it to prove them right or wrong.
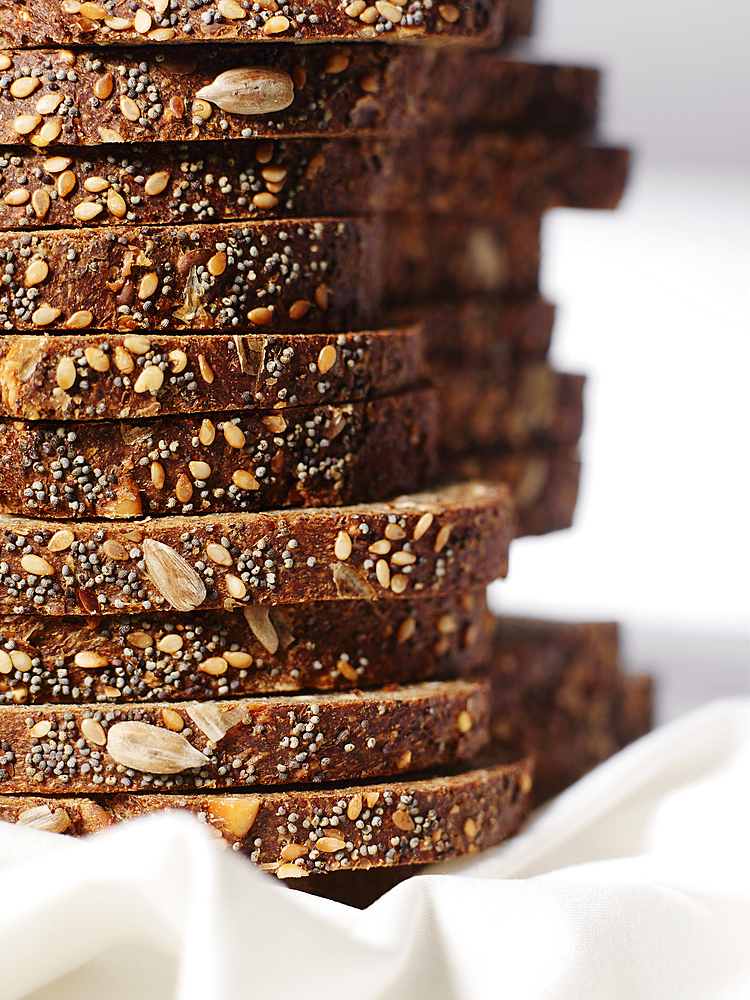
[0,0,531,49]
[491,618,653,804]
[0,218,383,334]
[0,677,490,793]
[385,214,541,306]
[444,447,581,537]
[0,389,438,519]
[0,139,628,231]
[0,480,514,615]
[437,364,585,454]
[0,48,600,147]
[0,591,493,705]
[0,748,533,874]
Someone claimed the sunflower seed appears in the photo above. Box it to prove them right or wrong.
[196,67,294,116]
[142,538,207,611]
[106,720,208,773]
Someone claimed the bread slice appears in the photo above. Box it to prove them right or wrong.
[0,139,628,231]
[445,446,581,537]
[0,0,532,49]
[0,218,382,334]
[0,45,428,145]
[0,591,492,706]
[404,295,555,366]
[437,364,585,454]
[0,389,438,519]
[0,480,514,615]
[0,327,425,421]
[491,618,653,803]
[0,745,533,875]
[0,677,490,794]
[424,52,600,137]
[385,214,541,305]
[0,49,600,147]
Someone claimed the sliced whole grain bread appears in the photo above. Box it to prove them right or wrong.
[437,364,585,454]
[0,677,491,794]
[0,139,628,231]
[0,744,533,874]
[0,49,600,147]
[443,446,581,537]
[0,0,533,49]
[291,671,652,905]
[0,480,514,615]
[0,591,492,705]
[0,218,383,333]
[491,618,653,803]
[0,389,438,519]
[413,295,555,365]
[0,327,425,420]
[385,213,541,306]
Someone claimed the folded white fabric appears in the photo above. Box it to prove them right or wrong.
[0,698,747,1000]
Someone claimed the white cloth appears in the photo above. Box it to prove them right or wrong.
[0,698,747,1000]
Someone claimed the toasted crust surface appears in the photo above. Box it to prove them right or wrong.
[0,480,514,614]
[0,218,382,333]
[0,591,492,705]
[0,747,533,873]
[0,389,438,518]
[0,677,491,793]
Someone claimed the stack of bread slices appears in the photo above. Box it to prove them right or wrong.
[0,0,651,902]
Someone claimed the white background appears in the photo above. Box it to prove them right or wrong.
[490,0,750,716]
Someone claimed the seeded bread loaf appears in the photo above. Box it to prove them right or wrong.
[0,48,600,148]
[0,591,492,705]
[0,480,514,615]
[491,618,652,803]
[385,213,541,306]
[0,218,383,333]
[0,139,628,231]
[0,327,425,421]
[444,446,580,536]
[0,389,438,519]
[0,677,490,793]
[0,746,533,873]
[0,0,533,48]
[438,364,585,454]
